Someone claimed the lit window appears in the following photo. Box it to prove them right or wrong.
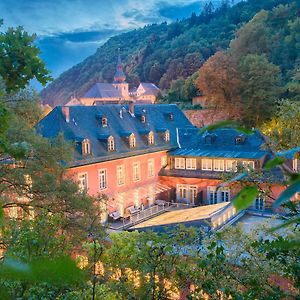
[164,130,170,142]
[117,165,125,186]
[101,117,108,127]
[186,158,197,170]
[82,139,91,155]
[226,160,237,172]
[175,157,185,169]
[99,169,107,190]
[148,131,154,145]
[78,173,88,192]
[129,134,136,148]
[292,158,298,171]
[214,160,224,172]
[148,159,155,177]
[161,156,168,167]
[202,159,212,170]
[242,161,255,170]
[107,136,115,151]
[133,162,141,181]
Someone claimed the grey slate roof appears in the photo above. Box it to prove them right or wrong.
[139,83,160,96]
[170,128,269,160]
[82,83,123,99]
[36,104,194,167]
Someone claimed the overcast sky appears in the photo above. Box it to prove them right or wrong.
[1,0,214,89]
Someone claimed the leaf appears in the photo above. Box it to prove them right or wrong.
[0,256,83,285]
[272,180,300,208]
[269,215,300,232]
[233,186,259,211]
[217,172,248,189]
[264,157,285,170]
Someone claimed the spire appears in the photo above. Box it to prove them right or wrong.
[114,50,126,83]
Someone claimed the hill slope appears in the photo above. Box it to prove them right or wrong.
[40,0,294,106]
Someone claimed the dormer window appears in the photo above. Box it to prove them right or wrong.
[107,136,115,151]
[82,139,91,155]
[148,131,154,145]
[141,115,146,123]
[235,134,245,145]
[164,130,170,142]
[102,117,108,127]
[204,133,216,145]
[168,113,174,121]
[129,134,136,148]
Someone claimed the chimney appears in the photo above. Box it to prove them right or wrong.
[62,106,70,123]
[128,101,135,117]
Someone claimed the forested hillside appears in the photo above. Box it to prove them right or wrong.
[40,0,294,106]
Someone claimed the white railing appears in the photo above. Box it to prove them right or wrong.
[211,202,238,229]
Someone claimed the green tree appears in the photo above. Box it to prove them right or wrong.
[238,54,281,126]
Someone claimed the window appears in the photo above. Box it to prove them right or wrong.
[292,158,298,171]
[186,158,196,170]
[133,162,141,181]
[141,115,146,123]
[201,159,212,170]
[235,135,245,145]
[78,173,88,192]
[101,117,108,127]
[175,157,185,169]
[208,187,217,204]
[214,160,224,172]
[226,160,237,172]
[99,169,107,190]
[161,156,168,167]
[129,134,136,148]
[148,132,154,145]
[254,196,264,211]
[168,113,174,120]
[117,165,125,186]
[82,139,91,155]
[148,159,155,177]
[220,189,230,202]
[107,136,115,151]
[242,161,255,170]
[164,130,170,142]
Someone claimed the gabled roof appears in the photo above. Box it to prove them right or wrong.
[36,104,194,167]
[139,83,160,96]
[170,128,269,160]
[82,83,123,99]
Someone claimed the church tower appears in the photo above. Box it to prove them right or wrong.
[112,53,129,99]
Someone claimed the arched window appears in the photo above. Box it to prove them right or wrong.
[129,134,136,148]
[102,117,108,127]
[164,130,170,142]
[107,136,115,151]
[82,139,91,155]
[148,131,154,145]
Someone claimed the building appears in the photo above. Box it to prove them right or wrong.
[36,104,290,223]
[36,104,194,221]
[75,55,160,106]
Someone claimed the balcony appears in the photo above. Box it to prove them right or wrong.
[159,168,223,179]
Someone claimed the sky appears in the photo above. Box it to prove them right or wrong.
[0,0,212,90]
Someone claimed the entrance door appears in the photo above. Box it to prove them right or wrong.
[189,186,197,205]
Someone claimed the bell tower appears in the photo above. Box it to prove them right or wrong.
[113,51,129,99]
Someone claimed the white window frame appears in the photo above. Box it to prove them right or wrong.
[98,169,107,190]
[292,158,298,171]
[242,161,255,170]
[226,160,237,172]
[78,172,88,192]
[148,159,155,177]
[107,136,115,151]
[164,130,170,142]
[129,134,136,148]
[175,157,185,169]
[201,159,212,171]
[82,139,91,155]
[208,186,218,204]
[186,158,197,170]
[148,132,154,145]
[214,159,225,172]
[117,165,125,186]
[133,162,141,182]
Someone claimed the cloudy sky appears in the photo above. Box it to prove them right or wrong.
[1,0,211,89]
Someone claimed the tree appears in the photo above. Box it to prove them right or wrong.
[238,54,281,126]
[196,51,241,118]
[261,100,300,150]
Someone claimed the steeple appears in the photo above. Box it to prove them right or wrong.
[114,51,126,83]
